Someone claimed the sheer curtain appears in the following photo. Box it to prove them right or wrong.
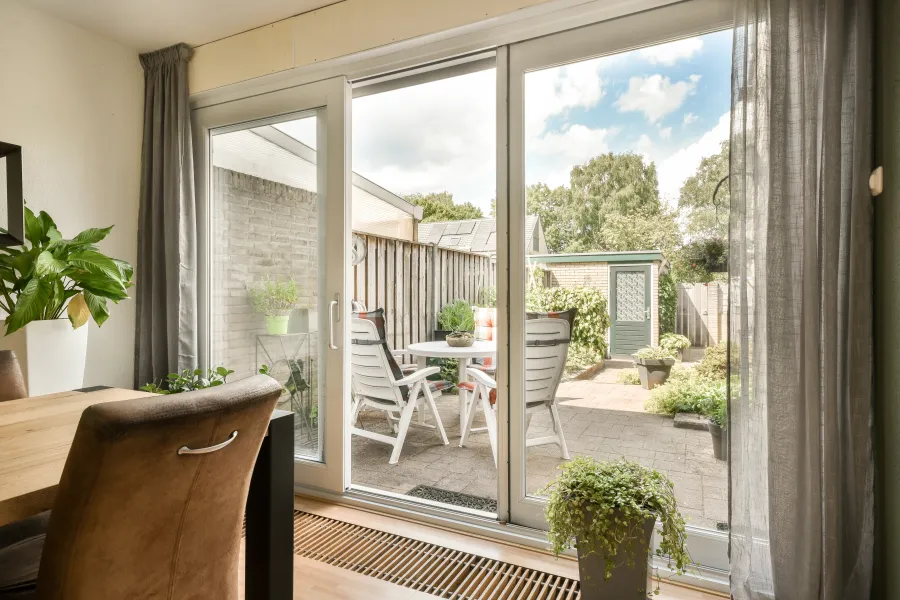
[729,0,874,598]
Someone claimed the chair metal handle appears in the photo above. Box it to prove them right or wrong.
[178,431,238,455]
[329,298,339,350]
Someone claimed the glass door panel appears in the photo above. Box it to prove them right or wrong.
[194,77,351,494]
[505,0,732,587]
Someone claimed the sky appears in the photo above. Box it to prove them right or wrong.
[279,29,733,214]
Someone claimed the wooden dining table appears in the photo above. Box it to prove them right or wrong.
[0,386,295,600]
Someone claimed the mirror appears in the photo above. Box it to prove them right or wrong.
[0,142,24,246]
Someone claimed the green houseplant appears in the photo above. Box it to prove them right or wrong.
[247,277,299,335]
[632,346,676,390]
[140,366,235,394]
[0,207,134,395]
[544,457,690,599]
[437,299,475,347]
[707,395,727,461]
[659,333,691,360]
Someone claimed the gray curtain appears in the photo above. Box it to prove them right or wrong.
[729,0,874,598]
[134,43,197,387]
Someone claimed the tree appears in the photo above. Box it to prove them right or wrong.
[678,140,729,240]
[526,183,574,253]
[404,192,484,223]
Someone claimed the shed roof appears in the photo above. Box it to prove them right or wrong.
[418,216,539,254]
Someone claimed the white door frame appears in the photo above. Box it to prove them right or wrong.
[502,0,732,572]
[192,76,353,494]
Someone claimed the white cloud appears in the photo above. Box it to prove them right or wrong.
[527,124,612,187]
[657,112,730,205]
[615,75,699,123]
[683,112,698,125]
[659,127,672,140]
[525,58,605,137]
[639,37,703,65]
[635,134,655,163]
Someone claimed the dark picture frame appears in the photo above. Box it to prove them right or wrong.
[0,141,24,247]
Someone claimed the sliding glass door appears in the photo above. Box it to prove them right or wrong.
[503,0,733,582]
[193,77,352,494]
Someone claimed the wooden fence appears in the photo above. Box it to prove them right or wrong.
[676,282,728,348]
[352,232,496,353]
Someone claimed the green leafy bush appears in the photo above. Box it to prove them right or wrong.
[660,333,691,355]
[0,207,134,334]
[140,366,235,394]
[696,341,729,379]
[658,273,676,335]
[437,299,475,332]
[526,285,610,356]
[708,395,726,429]
[633,346,675,360]
[565,342,604,375]
[645,371,726,416]
[247,277,298,317]
[617,369,641,385]
[543,456,690,587]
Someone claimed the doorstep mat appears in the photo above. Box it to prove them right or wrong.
[406,484,498,513]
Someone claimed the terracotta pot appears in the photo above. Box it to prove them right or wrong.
[576,515,656,600]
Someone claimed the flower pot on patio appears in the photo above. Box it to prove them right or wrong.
[633,357,676,390]
[577,515,656,600]
[433,329,451,341]
[0,319,89,396]
[708,422,727,461]
[446,332,474,347]
[266,314,290,335]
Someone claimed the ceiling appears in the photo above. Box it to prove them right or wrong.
[22,0,342,52]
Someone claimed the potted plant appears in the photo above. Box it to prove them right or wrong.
[544,457,690,599]
[435,299,474,344]
[0,208,134,396]
[248,276,299,335]
[632,346,676,390]
[140,366,235,394]
[707,396,727,461]
[659,333,691,361]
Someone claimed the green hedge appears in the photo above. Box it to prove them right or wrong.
[526,285,610,356]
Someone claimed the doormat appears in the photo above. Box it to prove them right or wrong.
[406,484,497,513]
[293,510,581,599]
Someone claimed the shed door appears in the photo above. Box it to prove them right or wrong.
[610,265,651,357]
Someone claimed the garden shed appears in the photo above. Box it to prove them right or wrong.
[529,250,668,358]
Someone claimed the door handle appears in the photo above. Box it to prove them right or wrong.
[645,307,651,321]
[328,296,339,350]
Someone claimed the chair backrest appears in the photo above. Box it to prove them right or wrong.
[0,350,26,402]
[350,315,407,405]
[525,318,572,405]
[473,307,497,341]
[36,375,282,600]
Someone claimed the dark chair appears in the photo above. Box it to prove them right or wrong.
[0,374,282,599]
[0,351,26,402]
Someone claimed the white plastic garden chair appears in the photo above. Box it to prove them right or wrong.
[350,317,450,464]
[459,317,572,467]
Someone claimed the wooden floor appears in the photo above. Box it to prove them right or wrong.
[239,495,727,600]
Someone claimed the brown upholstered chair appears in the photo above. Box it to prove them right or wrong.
[0,351,26,402]
[0,374,282,599]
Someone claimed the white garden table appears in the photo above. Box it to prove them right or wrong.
[406,340,497,431]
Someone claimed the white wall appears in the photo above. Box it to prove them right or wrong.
[0,1,143,388]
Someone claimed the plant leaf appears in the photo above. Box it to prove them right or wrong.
[34,251,67,276]
[112,258,134,283]
[5,278,51,334]
[23,207,43,246]
[37,212,57,241]
[67,250,122,281]
[67,293,91,329]
[73,226,113,245]
[82,290,110,327]
[71,272,128,302]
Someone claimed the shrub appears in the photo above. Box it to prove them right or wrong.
[565,342,604,375]
[708,395,727,429]
[437,299,475,332]
[658,273,676,335]
[645,371,726,416]
[526,285,610,356]
[618,369,641,385]
[696,341,729,379]
[660,333,691,355]
[542,456,690,586]
[633,346,675,360]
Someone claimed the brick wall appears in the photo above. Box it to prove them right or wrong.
[211,167,319,380]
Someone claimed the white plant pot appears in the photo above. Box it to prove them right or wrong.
[0,319,89,396]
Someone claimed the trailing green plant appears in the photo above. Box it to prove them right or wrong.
[140,366,235,394]
[565,342,604,375]
[658,273,676,335]
[617,369,641,385]
[247,276,299,317]
[708,395,726,429]
[633,346,675,360]
[645,371,726,416]
[542,456,690,589]
[0,206,134,334]
[659,333,691,355]
[695,341,729,379]
[437,299,475,332]
[526,284,610,356]
[479,285,497,308]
